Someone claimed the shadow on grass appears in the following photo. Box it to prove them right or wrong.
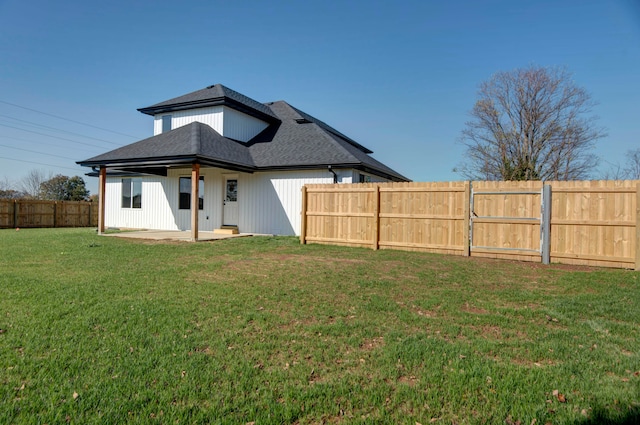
[575,405,640,425]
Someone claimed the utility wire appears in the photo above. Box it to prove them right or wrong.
[0,143,77,161]
[0,113,124,145]
[0,156,84,172]
[0,99,141,139]
[0,123,120,149]
[0,135,97,154]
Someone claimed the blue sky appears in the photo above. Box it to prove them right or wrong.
[0,0,638,195]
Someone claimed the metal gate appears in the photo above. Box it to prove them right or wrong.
[470,185,551,264]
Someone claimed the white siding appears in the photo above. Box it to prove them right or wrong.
[167,168,223,231]
[105,176,177,230]
[105,168,224,231]
[239,170,334,235]
[105,168,370,236]
[222,107,270,142]
[153,106,268,141]
[153,106,224,136]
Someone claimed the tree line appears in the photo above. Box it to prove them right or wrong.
[0,170,91,201]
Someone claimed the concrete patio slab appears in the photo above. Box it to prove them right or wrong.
[102,230,253,242]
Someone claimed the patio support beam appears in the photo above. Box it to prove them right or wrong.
[191,163,200,242]
[98,166,106,234]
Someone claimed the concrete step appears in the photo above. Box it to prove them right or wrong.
[214,226,239,235]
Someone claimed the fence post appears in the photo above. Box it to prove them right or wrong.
[463,181,471,256]
[53,201,57,228]
[541,185,552,265]
[636,183,640,271]
[300,186,307,244]
[13,199,18,228]
[372,185,380,250]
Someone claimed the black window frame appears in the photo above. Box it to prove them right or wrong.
[121,178,142,209]
[359,173,372,183]
[179,176,204,210]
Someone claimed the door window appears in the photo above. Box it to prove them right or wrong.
[226,179,237,202]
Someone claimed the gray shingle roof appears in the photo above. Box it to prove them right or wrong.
[80,122,255,171]
[137,84,279,122]
[79,86,409,181]
[247,101,408,180]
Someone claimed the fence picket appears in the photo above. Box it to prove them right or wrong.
[302,180,640,269]
[0,199,98,229]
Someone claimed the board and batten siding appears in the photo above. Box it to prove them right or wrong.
[104,168,349,235]
[222,108,270,142]
[105,169,223,231]
[153,106,269,142]
[239,170,335,235]
[104,176,173,230]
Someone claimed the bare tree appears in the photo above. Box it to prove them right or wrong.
[0,176,13,192]
[601,161,627,180]
[623,148,640,180]
[455,66,605,181]
[601,149,640,180]
[19,169,52,199]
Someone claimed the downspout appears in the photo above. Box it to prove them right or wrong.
[328,165,338,184]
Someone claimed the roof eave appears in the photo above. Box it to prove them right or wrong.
[77,155,256,174]
[254,163,410,182]
[137,97,281,124]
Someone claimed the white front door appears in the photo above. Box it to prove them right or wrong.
[223,176,238,226]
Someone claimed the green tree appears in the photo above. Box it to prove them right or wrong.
[456,66,605,181]
[39,175,90,201]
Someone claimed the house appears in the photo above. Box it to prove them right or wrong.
[77,84,409,239]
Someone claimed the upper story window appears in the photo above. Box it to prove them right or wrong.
[162,115,172,133]
[179,176,204,210]
[122,178,142,208]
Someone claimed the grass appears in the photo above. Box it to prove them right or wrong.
[0,228,638,424]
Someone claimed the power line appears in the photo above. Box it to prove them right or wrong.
[0,135,97,154]
[0,99,141,139]
[0,123,120,149]
[0,113,125,145]
[0,156,85,172]
[0,143,77,161]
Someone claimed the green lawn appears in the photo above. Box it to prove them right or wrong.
[0,228,638,424]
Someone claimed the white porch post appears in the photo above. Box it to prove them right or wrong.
[191,163,200,241]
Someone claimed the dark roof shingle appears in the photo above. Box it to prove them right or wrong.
[79,86,409,181]
[137,84,280,122]
[80,122,255,171]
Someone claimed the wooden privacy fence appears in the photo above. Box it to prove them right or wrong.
[300,180,640,269]
[0,199,98,228]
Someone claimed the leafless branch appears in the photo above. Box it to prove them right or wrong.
[456,66,605,181]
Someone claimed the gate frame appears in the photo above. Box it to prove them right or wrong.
[470,184,551,264]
